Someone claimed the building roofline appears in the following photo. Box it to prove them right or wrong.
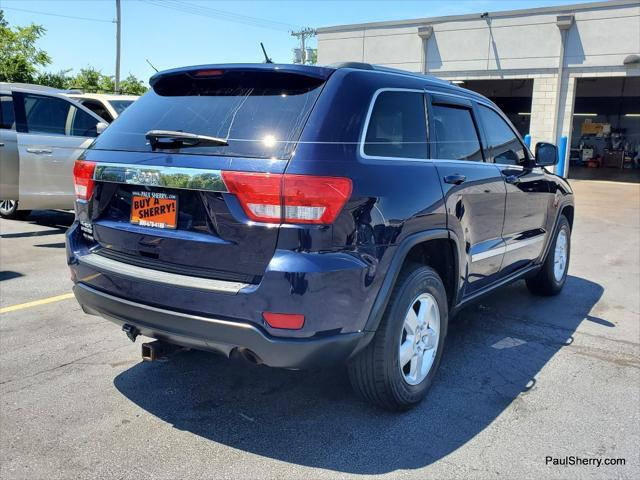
[316,0,639,34]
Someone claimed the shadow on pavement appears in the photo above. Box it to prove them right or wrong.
[0,210,74,238]
[114,275,604,475]
[0,271,24,281]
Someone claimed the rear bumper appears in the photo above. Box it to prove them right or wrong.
[74,282,372,369]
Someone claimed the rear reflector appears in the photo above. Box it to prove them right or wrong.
[221,171,351,225]
[263,312,305,330]
[73,160,97,201]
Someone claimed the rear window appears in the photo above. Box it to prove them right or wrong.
[109,100,134,114]
[91,71,326,159]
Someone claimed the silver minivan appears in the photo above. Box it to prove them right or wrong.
[0,83,106,219]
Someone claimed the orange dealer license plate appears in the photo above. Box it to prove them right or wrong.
[130,191,178,229]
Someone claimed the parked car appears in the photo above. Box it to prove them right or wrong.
[0,83,107,219]
[64,93,138,123]
[66,63,574,410]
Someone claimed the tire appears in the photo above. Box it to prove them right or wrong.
[0,200,31,220]
[526,215,571,296]
[348,264,448,411]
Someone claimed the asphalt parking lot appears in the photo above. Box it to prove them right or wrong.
[1,180,638,480]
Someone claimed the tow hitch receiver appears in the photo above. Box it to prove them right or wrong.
[141,340,184,362]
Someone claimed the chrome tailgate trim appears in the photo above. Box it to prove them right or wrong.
[93,163,227,192]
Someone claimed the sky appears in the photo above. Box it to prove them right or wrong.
[2,0,604,83]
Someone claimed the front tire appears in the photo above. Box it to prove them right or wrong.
[526,215,571,296]
[0,200,31,220]
[348,265,448,411]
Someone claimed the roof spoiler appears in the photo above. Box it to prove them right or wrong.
[149,63,335,89]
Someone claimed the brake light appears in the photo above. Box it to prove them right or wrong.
[221,171,351,225]
[73,160,96,201]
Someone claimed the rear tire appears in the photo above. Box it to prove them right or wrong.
[0,200,31,220]
[348,264,448,411]
[526,215,571,296]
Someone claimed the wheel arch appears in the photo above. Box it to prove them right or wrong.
[560,204,574,230]
[363,229,460,333]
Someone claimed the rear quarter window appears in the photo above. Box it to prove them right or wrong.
[363,90,428,159]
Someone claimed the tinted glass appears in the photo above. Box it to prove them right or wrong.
[364,91,427,159]
[81,100,112,122]
[109,100,134,114]
[23,94,71,135]
[71,107,98,137]
[0,95,15,129]
[92,71,325,159]
[478,105,527,165]
[431,104,482,161]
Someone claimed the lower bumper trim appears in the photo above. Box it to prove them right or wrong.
[73,283,371,369]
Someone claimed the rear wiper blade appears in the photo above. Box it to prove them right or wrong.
[145,130,229,148]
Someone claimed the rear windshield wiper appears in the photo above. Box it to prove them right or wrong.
[145,130,229,149]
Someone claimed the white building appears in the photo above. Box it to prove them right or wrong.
[317,0,640,181]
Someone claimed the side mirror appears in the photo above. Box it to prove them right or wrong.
[96,122,108,135]
[535,142,558,167]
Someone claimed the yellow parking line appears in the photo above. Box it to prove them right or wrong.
[0,293,75,314]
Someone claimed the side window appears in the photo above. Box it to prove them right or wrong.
[477,105,527,165]
[0,95,15,129]
[70,107,98,137]
[22,94,71,135]
[80,100,112,122]
[431,104,483,161]
[363,91,427,159]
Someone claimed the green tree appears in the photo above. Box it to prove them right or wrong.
[35,69,72,89]
[0,10,51,82]
[119,73,148,95]
[68,66,105,92]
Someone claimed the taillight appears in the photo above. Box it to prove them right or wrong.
[283,174,352,224]
[221,172,282,223]
[73,160,96,201]
[222,171,352,225]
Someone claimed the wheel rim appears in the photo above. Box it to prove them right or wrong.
[554,229,568,282]
[0,200,16,215]
[398,293,440,386]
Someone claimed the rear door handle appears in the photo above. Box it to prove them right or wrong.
[443,174,466,185]
[26,148,53,155]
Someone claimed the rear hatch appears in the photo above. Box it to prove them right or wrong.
[79,65,333,284]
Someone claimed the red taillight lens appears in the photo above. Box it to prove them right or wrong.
[73,160,96,201]
[263,312,305,330]
[221,171,282,223]
[221,171,352,225]
[283,174,352,224]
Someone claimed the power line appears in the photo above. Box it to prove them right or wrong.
[1,6,114,23]
[140,0,303,32]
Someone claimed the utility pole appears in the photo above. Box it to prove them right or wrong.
[291,27,316,64]
[115,0,121,93]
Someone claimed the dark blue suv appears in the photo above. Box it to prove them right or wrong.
[67,63,574,410]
